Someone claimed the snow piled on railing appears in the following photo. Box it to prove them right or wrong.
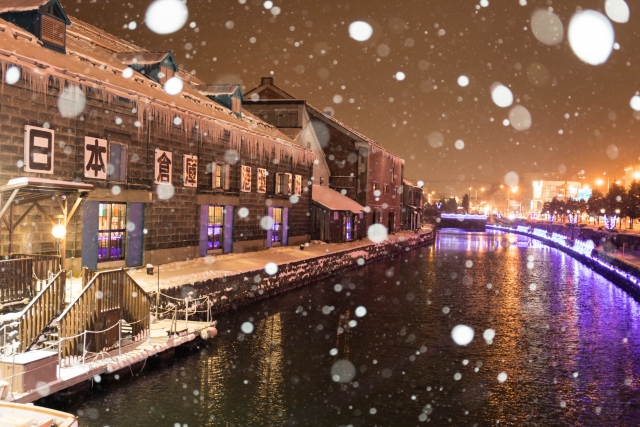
[489,224,640,287]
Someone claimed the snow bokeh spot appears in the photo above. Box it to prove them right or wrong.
[483,328,495,344]
[264,262,278,275]
[331,360,356,383]
[454,139,465,150]
[395,71,406,81]
[630,95,640,111]
[238,207,249,218]
[497,372,508,383]
[451,325,474,346]
[457,75,469,87]
[427,131,444,148]
[349,21,373,42]
[605,0,629,23]
[156,183,175,200]
[490,83,513,108]
[145,0,188,35]
[504,171,519,187]
[260,216,274,230]
[5,66,20,85]
[530,9,564,46]
[355,306,367,317]
[367,224,388,243]
[241,322,254,334]
[164,76,184,95]
[568,10,614,66]
[58,85,86,118]
[508,105,532,130]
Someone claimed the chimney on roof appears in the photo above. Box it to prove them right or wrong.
[324,110,332,117]
[261,77,274,86]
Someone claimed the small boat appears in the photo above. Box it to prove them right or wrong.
[0,401,77,427]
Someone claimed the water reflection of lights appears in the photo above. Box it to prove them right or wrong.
[249,313,285,424]
[491,224,640,287]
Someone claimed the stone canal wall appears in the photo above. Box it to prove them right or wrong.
[488,223,640,300]
[154,230,435,316]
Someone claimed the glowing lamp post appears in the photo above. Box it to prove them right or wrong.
[52,219,67,269]
[51,224,66,239]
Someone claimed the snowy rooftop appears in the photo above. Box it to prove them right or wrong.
[198,84,242,96]
[0,16,313,161]
[312,185,364,213]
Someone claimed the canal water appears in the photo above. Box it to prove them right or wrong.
[60,230,640,426]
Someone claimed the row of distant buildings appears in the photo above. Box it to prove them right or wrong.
[521,165,640,214]
[0,0,423,273]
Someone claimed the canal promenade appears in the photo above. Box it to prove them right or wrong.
[128,227,434,292]
[1,227,433,405]
[128,227,435,316]
[488,222,640,299]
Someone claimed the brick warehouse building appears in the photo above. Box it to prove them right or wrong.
[244,77,405,238]
[0,1,314,273]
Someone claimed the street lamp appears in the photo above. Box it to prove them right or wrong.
[52,216,66,269]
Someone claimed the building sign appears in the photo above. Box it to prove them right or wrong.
[24,125,54,174]
[241,165,251,192]
[257,168,267,193]
[155,149,173,184]
[183,154,198,187]
[84,136,107,179]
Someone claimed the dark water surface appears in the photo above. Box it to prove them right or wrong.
[59,230,640,426]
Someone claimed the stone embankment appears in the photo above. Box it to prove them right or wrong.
[489,220,640,300]
[149,228,435,316]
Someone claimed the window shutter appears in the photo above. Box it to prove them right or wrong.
[211,163,217,188]
[224,163,230,190]
[120,146,127,182]
[109,143,121,181]
[41,15,65,47]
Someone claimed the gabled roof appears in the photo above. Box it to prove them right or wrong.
[198,84,243,97]
[0,0,70,25]
[306,103,403,162]
[114,51,177,70]
[0,16,311,159]
[244,77,297,100]
[403,178,422,188]
[177,69,205,86]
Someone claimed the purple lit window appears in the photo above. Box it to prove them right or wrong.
[271,207,283,243]
[207,206,224,250]
[98,203,126,261]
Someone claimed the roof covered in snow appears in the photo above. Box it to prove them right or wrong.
[198,84,242,96]
[305,103,403,162]
[113,51,175,67]
[403,178,422,189]
[0,0,52,13]
[312,185,364,213]
[244,77,402,163]
[0,15,313,163]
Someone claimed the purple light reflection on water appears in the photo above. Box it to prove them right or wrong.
[62,230,640,426]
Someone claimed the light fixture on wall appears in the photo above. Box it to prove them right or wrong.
[52,222,66,239]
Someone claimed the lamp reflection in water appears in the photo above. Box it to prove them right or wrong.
[249,313,285,424]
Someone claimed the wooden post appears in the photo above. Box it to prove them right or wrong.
[60,198,67,271]
[8,205,13,254]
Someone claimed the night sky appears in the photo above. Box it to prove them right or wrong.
[70,0,640,193]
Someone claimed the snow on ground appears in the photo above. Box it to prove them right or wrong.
[128,229,432,293]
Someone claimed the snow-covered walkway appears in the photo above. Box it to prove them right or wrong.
[127,228,433,293]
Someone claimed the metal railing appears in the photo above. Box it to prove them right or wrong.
[18,269,66,352]
[57,268,151,358]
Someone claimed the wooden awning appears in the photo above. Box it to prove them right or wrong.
[0,177,94,226]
